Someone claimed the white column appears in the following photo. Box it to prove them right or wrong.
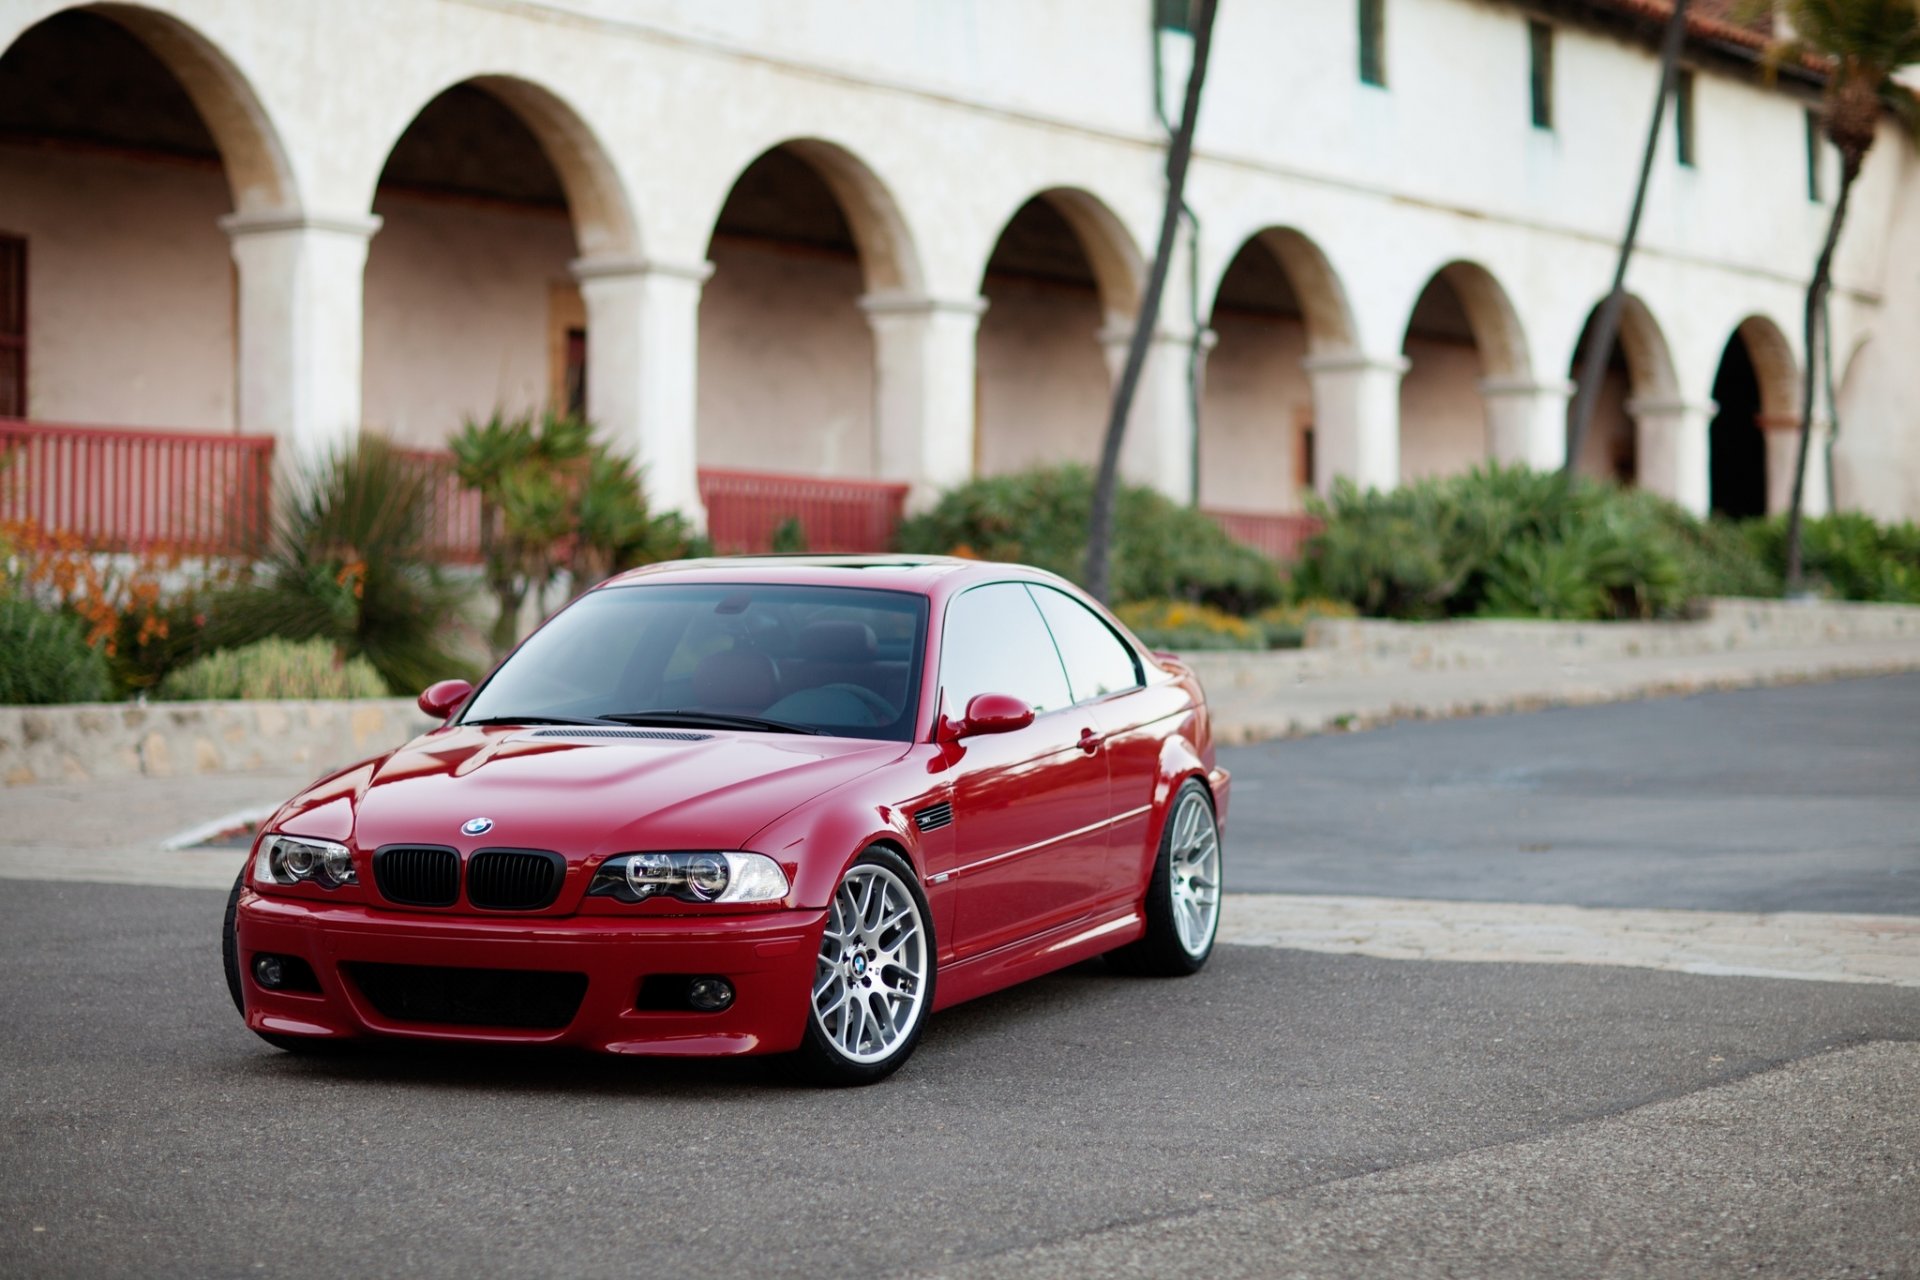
[1629,397,1714,516]
[1759,413,1830,517]
[1481,377,1574,472]
[859,292,988,509]
[221,211,381,465]
[572,254,712,526]
[1302,352,1407,495]
[1099,322,1211,502]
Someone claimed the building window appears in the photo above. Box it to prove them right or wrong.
[1528,21,1555,130]
[0,235,23,418]
[1359,0,1386,87]
[1805,109,1824,201]
[1674,70,1696,168]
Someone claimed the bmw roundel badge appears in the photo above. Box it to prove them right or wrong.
[461,817,494,837]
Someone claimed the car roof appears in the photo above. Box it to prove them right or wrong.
[595,554,1072,600]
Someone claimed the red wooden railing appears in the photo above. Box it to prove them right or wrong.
[1202,508,1323,564]
[0,418,275,556]
[393,447,484,564]
[698,467,909,554]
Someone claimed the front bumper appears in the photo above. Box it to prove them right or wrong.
[235,891,828,1056]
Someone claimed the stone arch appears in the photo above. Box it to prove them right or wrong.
[360,75,643,443]
[1199,227,1358,513]
[972,187,1145,477]
[78,3,298,213]
[369,73,638,260]
[767,138,923,296]
[1710,314,1802,518]
[1398,260,1531,482]
[1208,227,1358,356]
[1567,293,1680,483]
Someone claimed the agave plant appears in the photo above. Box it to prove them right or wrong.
[204,436,476,695]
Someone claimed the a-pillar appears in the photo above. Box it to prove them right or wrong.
[1302,353,1407,494]
[1481,377,1573,471]
[1628,397,1714,516]
[1759,412,1830,517]
[860,292,989,509]
[220,211,381,465]
[1099,322,1213,502]
[572,254,712,526]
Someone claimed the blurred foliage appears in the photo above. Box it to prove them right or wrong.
[1116,596,1358,652]
[156,637,387,701]
[452,410,704,659]
[1292,466,1751,621]
[202,436,476,695]
[770,516,809,553]
[1745,511,1920,603]
[896,465,1284,612]
[0,595,112,704]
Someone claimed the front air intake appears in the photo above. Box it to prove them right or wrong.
[466,849,565,911]
[372,845,460,908]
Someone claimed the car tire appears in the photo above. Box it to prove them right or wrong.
[222,868,336,1055]
[1107,777,1222,977]
[793,846,936,1086]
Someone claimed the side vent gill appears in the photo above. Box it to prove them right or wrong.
[913,801,954,833]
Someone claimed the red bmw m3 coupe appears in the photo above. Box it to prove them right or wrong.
[224,556,1228,1084]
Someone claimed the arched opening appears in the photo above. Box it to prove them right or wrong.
[0,6,290,429]
[1398,262,1528,483]
[975,190,1141,477]
[1199,228,1356,516]
[1709,335,1766,518]
[364,79,631,446]
[698,143,892,477]
[1567,296,1677,487]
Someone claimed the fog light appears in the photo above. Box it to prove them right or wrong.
[686,976,734,1012]
[253,954,285,989]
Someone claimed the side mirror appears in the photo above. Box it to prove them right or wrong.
[417,679,473,721]
[958,692,1034,737]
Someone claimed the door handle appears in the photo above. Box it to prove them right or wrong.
[1077,727,1102,754]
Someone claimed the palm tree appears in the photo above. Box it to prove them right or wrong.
[1565,0,1693,473]
[1085,0,1218,604]
[1756,0,1920,589]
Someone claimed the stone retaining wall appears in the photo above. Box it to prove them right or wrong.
[0,699,433,787]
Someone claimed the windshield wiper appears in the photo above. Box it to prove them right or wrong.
[462,714,621,728]
[603,710,824,736]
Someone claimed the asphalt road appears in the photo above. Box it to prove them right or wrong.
[1219,672,1920,914]
[3,677,1917,1277]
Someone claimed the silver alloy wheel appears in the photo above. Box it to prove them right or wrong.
[812,862,930,1065]
[1168,790,1222,957]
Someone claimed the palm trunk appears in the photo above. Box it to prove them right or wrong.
[1786,165,1856,591]
[1085,0,1216,604]
[1564,0,1690,474]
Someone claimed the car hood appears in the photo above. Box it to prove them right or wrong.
[271,725,908,861]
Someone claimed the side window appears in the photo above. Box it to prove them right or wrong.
[1029,586,1142,704]
[941,583,1071,715]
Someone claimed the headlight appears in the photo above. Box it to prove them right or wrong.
[254,833,356,889]
[588,852,789,905]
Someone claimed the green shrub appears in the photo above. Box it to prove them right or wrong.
[156,637,387,701]
[203,437,477,694]
[896,466,1283,612]
[1745,513,1920,604]
[1292,465,1731,622]
[0,598,112,705]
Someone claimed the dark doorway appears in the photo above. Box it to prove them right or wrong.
[1709,334,1766,519]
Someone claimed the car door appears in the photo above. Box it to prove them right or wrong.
[1026,585,1158,905]
[944,582,1113,959]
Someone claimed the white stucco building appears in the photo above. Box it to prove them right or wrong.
[1,0,1916,549]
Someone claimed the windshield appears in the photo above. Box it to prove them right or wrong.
[459,582,930,742]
